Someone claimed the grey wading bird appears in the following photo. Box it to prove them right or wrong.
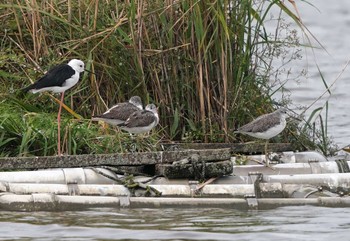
[92,96,143,126]
[234,108,289,167]
[117,103,159,134]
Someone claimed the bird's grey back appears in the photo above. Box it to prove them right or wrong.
[122,110,157,128]
[237,110,284,133]
[98,102,140,121]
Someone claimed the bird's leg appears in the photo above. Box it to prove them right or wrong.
[57,92,65,156]
[264,140,276,170]
[264,140,269,167]
[142,131,151,138]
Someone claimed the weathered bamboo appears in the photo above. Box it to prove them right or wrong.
[232,161,350,176]
[1,194,350,211]
[234,151,328,166]
[0,182,343,200]
[0,150,347,210]
[207,171,350,186]
[0,194,121,211]
[263,173,350,188]
[2,165,344,188]
[0,183,255,197]
[1,183,130,196]
[0,168,117,184]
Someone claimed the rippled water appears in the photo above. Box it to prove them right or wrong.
[0,206,349,240]
[277,0,350,147]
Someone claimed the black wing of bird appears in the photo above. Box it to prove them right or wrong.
[23,64,75,92]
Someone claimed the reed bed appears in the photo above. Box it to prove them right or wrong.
[0,0,335,156]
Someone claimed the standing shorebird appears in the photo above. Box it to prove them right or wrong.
[23,59,85,156]
[92,96,143,126]
[234,108,288,167]
[117,103,159,134]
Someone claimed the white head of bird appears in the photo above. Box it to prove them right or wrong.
[146,103,159,124]
[276,107,288,118]
[68,59,85,73]
[129,96,143,109]
[146,103,158,113]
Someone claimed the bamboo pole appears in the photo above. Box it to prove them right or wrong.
[232,161,348,176]
[2,194,350,211]
[0,183,254,197]
[0,168,117,184]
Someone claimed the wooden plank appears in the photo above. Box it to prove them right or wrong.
[0,152,161,170]
[155,160,233,179]
[0,143,293,171]
[161,142,294,154]
[0,148,231,171]
[161,148,231,163]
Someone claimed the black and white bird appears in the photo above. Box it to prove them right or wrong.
[117,103,159,134]
[234,108,288,167]
[23,59,85,94]
[23,59,85,156]
[92,96,143,126]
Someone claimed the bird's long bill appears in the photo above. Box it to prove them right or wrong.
[84,69,95,75]
[288,115,302,122]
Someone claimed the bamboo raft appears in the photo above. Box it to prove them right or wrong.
[0,142,349,211]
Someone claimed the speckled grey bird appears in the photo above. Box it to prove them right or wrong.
[117,103,159,134]
[92,96,143,126]
[234,108,288,167]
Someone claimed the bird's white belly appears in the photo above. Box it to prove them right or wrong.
[121,121,157,134]
[31,86,69,93]
[62,73,80,90]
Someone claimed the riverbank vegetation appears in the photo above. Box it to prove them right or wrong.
[0,0,336,157]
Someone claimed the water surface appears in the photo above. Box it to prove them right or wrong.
[275,0,350,147]
[0,206,349,240]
